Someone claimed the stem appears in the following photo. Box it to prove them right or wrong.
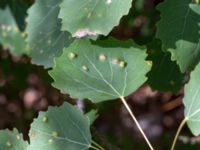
[120,96,154,150]
[92,140,105,150]
[90,145,101,150]
[171,118,187,150]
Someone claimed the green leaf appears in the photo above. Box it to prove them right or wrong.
[147,40,184,93]
[184,62,200,136]
[85,109,98,125]
[0,128,28,149]
[27,102,91,150]
[156,0,200,72]
[59,0,132,38]
[49,39,151,103]
[26,0,73,68]
[1,0,30,30]
[0,7,29,56]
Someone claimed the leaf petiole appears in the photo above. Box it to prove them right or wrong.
[90,145,101,150]
[171,118,188,150]
[91,140,105,150]
[120,96,154,150]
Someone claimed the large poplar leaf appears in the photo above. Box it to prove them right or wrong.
[28,102,91,150]
[147,40,184,93]
[49,39,151,103]
[0,128,28,150]
[0,7,29,56]
[156,0,200,72]
[26,0,73,68]
[59,0,132,38]
[184,62,200,136]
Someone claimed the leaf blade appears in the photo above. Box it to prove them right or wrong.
[28,102,91,150]
[26,0,73,68]
[156,0,200,72]
[59,0,132,38]
[0,7,29,56]
[0,128,28,150]
[49,39,151,102]
[184,62,200,135]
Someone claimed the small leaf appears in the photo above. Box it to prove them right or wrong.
[0,7,29,56]
[49,39,151,102]
[59,0,132,38]
[85,109,98,125]
[184,62,200,136]
[26,0,73,68]
[156,0,200,72]
[0,128,28,149]
[28,102,91,150]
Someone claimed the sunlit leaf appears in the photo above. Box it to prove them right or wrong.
[184,62,200,135]
[49,38,151,102]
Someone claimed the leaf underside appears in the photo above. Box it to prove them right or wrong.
[156,0,200,72]
[49,39,151,103]
[0,7,29,56]
[28,102,91,150]
[59,0,132,38]
[0,128,28,150]
[26,0,73,68]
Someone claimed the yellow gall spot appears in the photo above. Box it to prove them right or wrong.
[87,12,92,18]
[147,61,152,66]
[6,26,12,32]
[82,65,89,71]
[119,61,126,68]
[14,27,19,32]
[29,131,37,139]
[68,52,77,59]
[42,116,48,123]
[48,139,53,143]
[21,32,27,38]
[48,40,52,44]
[99,54,106,61]
[52,131,59,137]
[6,141,12,147]
[16,135,21,140]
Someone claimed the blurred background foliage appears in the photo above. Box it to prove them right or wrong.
[0,0,199,149]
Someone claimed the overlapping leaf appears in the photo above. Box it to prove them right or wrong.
[49,39,151,103]
[184,62,200,136]
[156,0,200,72]
[85,109,98,125]
[0,128,28,150]
[26,0,73,68]
[28,102,91,150]
[0,7,29,56]
[59,0,132,38]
